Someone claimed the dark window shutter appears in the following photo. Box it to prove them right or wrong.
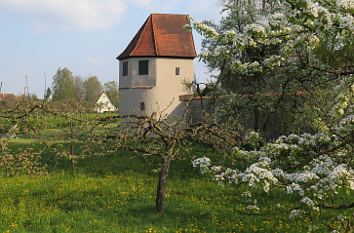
[122,61,128,76]
[140,102,145,111]
[139,60,149,75]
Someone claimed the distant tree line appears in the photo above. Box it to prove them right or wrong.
[49,67,119,111]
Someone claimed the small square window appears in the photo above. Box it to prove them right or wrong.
[140,102,145,111]
[175,67,180,75]
[139,60,149,75]
[122,61,128,76]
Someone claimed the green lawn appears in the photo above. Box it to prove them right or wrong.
[0,141,352,233]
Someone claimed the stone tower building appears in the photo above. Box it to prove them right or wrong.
[117,13,197,118]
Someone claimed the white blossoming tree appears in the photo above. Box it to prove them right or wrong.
[192,0,354,229]
[192,0,354,136]
[193,78,353,225]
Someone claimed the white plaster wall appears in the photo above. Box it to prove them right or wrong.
[119,88,152,115]
[150,58,194,117]
[119,58,156,89]
[119,57,194,118]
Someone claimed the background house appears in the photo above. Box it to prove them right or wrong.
[94,92,116,113]
[117,13,197,119]
[0,93,16,101]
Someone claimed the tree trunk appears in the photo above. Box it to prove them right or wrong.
[155,157,172,213]
[254,106,260,131]
[155,143,175,213]
[69,120,75,176]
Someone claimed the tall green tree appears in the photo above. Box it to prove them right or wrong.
[83,76,103,110]
[73,76,84,102]
[51,67,76,102]
[103,81,119,108]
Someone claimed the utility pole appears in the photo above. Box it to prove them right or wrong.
[44,72,47,100]
[25,75,31,106]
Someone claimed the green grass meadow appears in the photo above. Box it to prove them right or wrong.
[0,139,352,233]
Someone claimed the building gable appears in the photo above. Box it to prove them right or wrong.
[117,14,197,60]
[95,92,116,113]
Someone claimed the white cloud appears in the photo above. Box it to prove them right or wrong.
[128,0,222,22]
[131,0,152,5]
[0,0,126,30]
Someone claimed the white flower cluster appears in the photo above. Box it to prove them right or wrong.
[301,197,319,211]
[289,209,304,219]
[286,171,319,183]
[306,1,320,18]
[193,22,219,38]
[233,145,267,160]
[337,0,354,11]
[283,155,354,211]
[287,183,305,196]
[332,76,354,136]
[276,132,332,146]
[245,23,266,35]
[213,167,239,184]
[268,13,286,27]
[262,55,283,68]
[309,156,354,194]
[333,76,354,116]
[337,14,354,30]
[225,30,237,38]
[193,156,278,193]
[192,156,211,174]
[246,204,260,211]
[239,157,278,192]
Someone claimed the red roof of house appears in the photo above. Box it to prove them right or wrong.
[117,14,197,60]
[0,93,16,100]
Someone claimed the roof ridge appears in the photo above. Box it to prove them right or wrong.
[151,14,159,56]
[150,13,189,16]
[94,91,107,104]
[130,16,151,57]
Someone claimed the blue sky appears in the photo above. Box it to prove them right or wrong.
[0,0,221,96]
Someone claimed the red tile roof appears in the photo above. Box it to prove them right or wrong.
[117,14,197,60]
[0,93,16,100]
